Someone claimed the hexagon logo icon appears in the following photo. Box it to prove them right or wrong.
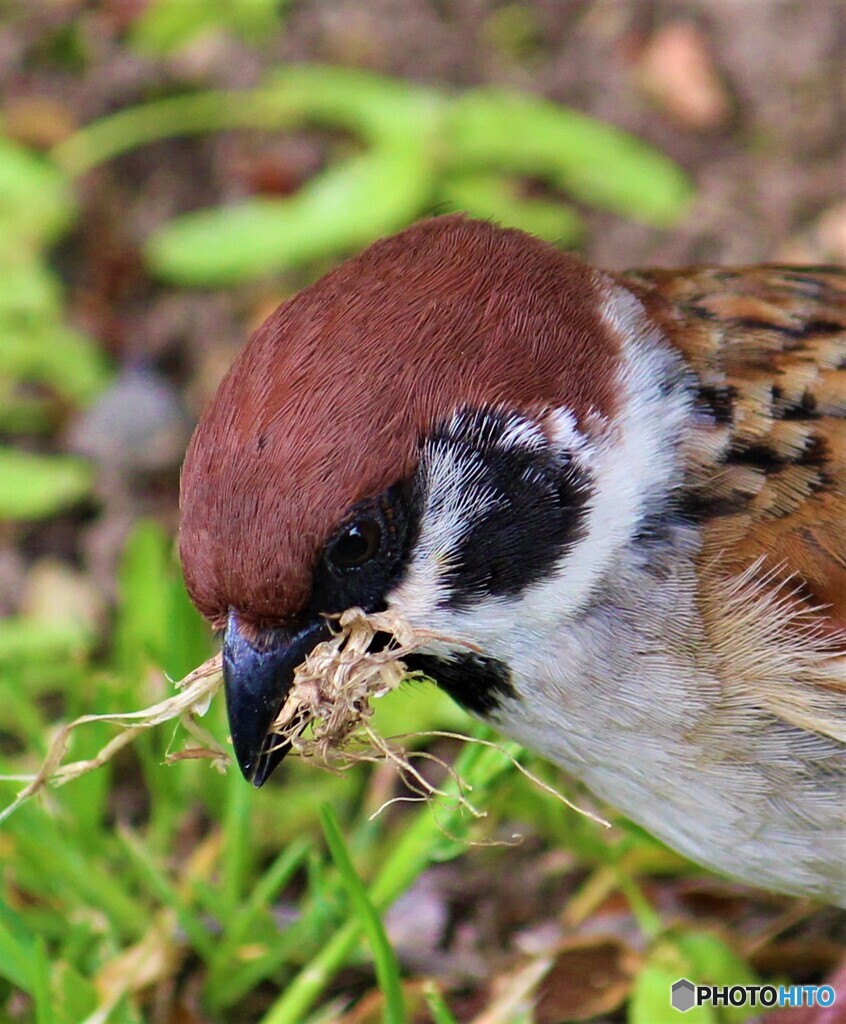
[672,978,696,1012]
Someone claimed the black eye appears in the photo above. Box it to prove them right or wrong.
[329,518,382,570]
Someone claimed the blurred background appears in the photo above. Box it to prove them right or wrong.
[0,2,844,1023]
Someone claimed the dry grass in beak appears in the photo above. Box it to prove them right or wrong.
[263,607,498,823]
[0,607,608,833]
[267,608,609,830]
[270,607,450,762]
[0,655,225,824]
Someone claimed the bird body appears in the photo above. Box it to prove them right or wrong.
[180,216,846,904]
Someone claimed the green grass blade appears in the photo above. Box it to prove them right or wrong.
[0,618,92,666]
[215,836,310,953]
[261,736,521,1024]
[319,803,406,1024]
[116,826,216,960]
[424,982,458,1024]
[218,769,252,913]
[9,813,146,937]
[204,837,311,1004]
[31,938,53,1024]
[0,904,36,990]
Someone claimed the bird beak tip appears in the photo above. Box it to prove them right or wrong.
[222,612,329,786]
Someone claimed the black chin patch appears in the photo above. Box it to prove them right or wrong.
[425,409,591,608]
[405,651,516,716]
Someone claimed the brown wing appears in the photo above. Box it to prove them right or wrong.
[622,265,846,740]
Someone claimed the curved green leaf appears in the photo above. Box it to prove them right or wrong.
[319,804,406,1024]
[55,66,441,176]
[0,616,93,663]
[0,321,111,403]
[129,0,285,55]
[440,171,584,243]
[0,447,93,521]
[446,90,693,225]
[58,66,691,289]
[146,148,433,285]
[0,136,76,249]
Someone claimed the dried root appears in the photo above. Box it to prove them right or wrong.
[0,656,225,824]
[0,608,609,835]
[269,607,465,763]
[268,608,609,832]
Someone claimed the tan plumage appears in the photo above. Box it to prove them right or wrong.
[625,265,846,747]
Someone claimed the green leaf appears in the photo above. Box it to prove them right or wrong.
[31,938,53,1024]
[260,66,443,146]
[146,147,432,285]
[54,67,439,176]
[631,962,716,1024]
[0,902,37,991]
[0,135,76,250]
[130,0,285,55]
[0,255,61,318]
[675,932,759,1024]
[0,320,111,404]
[0,616,92,663]
[446,90,693,225]
[164,571,212,682]
[0,447,93,520]
[50,961,98,1024]
[58,67,690,288]
[261,737,523,1024]
[440,171,584,242]
[7,810,146,938]
[319,804,406,1024]
[116,827,216,961]
[205,838,311,1006]
[630,931,759,1024]
[116,520,173,670]
[630,938,717,1024]
[424,982,459,1024]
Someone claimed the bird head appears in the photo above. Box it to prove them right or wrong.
[179,215,683,785]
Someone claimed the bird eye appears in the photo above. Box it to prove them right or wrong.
[329,518,382,570]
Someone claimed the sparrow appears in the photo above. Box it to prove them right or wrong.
[179,215,846,904]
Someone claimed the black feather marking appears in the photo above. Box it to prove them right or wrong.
[405,651,516,715]
[697,384,736,425]
[424,409,591,608]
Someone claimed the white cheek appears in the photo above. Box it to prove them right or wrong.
[390,444,491,621]
[389,569,585,670]
[543,284,692,618]
[391,282,692,652]
[498,416,548,451]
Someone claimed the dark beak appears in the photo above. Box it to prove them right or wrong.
[222,612,331,787]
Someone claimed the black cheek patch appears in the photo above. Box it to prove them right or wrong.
[405,651,517,716]
[440,442,591,608]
